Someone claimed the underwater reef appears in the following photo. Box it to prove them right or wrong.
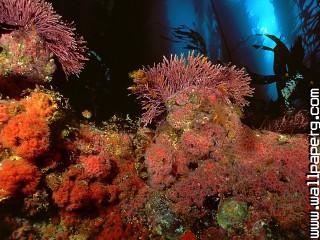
[0,0,309,239]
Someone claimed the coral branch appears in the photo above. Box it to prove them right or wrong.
[129,52,253,124]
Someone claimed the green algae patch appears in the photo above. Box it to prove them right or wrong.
[217,198,248,230]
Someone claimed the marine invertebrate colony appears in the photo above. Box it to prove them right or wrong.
[129,52,253,124]
[140,86,308,239]
[0,112,50,159]
[0,1,309,239]
[0,159,40,199]
[0,29,55,82]
[0,0,87,75]
[0,63,309,239]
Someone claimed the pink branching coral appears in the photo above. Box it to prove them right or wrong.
[263,110,309,134]
[129,52,253,124]
[0,0,87,75]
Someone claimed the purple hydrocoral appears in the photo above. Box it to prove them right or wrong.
[129,52,254,125]
[0,0,87,76]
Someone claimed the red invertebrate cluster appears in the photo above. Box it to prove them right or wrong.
[0,79,308,240]
[0,0,87,76]
[80,155,113,179]
[138,87,308,238]
[145,142,175,189]
[1,112,49,159]
[0,159,40,198]
[0,90,58,161]
[21,91,59,119]
[0,28,56,82]
[180,130,212,157]
[52,165,111,211]
[0,89,61,207]
[96,208,149,240]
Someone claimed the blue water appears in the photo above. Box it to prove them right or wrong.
[165,0,303,101]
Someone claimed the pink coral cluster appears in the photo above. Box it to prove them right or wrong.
[138,86,308,238]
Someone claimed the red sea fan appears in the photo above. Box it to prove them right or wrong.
[129,52,253,124]
[0,0,87,75]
